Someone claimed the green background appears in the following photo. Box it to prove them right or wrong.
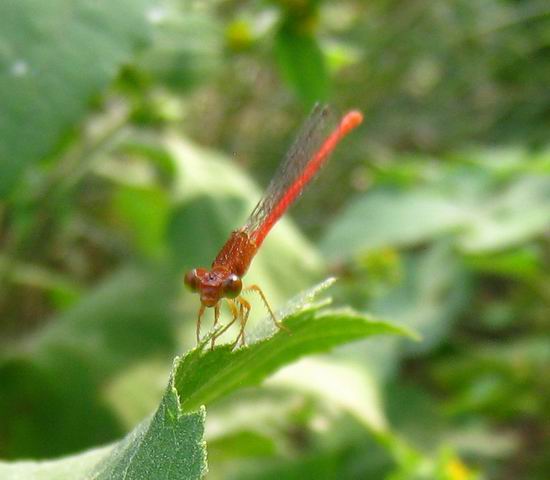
[1,1,549,479]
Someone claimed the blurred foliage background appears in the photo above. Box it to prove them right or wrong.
[1,0,549,478]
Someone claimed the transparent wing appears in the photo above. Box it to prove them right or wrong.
[243,103,332,243]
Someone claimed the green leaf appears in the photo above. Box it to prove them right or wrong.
[0,281,411,479]
[0,379,207,480]
[321,159,550,260]
[274,26,329,106]
[90,389,206,480]
[267,357,387,432]
[112,184,171,259]
[465,247,542,281]
[0,0,156,197]
[371,243,468,355]
[139,9,222,92]
[208,430,277,460]
[459,176,550,253]
[173,283,413,413]
[320,188,466,261]
[0,448,111,480]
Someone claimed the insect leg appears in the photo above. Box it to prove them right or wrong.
[211,299,239,344]
[196,304,206,344]
[244,284,289,332]
[210,302,221,350]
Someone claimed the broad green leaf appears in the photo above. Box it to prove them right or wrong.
[320,188,466,261]
[204,389,302,458]
[173,294,413,413]
[90,389,206,480]
[267,357,387,432]
[0,0,156,197]
[0,378,207,480]
[371,243,468,355]
[459,176,550,252]
[322,156,550,260]
[274,26,329,106]
[0,447,111,480]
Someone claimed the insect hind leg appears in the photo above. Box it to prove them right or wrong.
[244,284,289,333]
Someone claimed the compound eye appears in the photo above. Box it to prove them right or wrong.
[222,274,242,299]
[184,269,200,292]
